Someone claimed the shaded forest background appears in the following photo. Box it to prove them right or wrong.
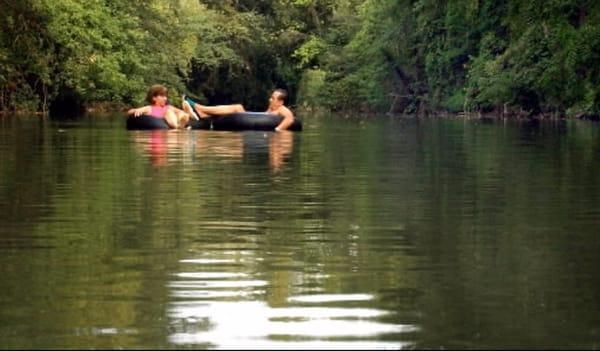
[1,0,599,118]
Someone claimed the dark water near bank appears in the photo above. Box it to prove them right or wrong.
[1,114,599,349]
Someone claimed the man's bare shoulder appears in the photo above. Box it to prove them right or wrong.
[267,105,292,114]
[277,105,294,117]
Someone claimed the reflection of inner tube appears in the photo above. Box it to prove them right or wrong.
[242,131,270,154]
[126,112,303,131]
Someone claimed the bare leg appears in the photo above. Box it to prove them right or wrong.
[177,111,190,129]
[166,106,192,129]
[193,103,245,118]
[164,109,179,129]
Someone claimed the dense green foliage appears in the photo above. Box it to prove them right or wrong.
[1,0,599,117]
[310,0,600,117]
[1,0,203,112]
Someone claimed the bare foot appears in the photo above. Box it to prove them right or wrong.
[193,104,213,119]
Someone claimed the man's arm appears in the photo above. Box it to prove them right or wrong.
[274,106,295,131]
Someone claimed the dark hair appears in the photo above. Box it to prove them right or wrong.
[274,88,288,103]
[146,84,168,103]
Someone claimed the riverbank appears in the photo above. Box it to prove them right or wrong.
[296,104,600,121]
[2,103,599,122]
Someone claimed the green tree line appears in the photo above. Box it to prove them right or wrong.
[1,0,599,117]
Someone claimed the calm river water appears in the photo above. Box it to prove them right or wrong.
[1,114,599,349]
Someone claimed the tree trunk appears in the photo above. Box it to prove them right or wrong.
[381,49,420,113]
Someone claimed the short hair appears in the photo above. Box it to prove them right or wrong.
[146,84,168,103]
[273,89,288,103]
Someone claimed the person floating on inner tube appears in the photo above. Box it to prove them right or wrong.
[127,84,197,129]
[182,89,296,132]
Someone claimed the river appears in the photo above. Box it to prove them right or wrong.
[0,114,599,349]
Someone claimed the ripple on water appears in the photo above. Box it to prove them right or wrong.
[167,256,415,348]
[168,300,416,349]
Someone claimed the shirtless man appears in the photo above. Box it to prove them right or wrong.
[182,89,295,131]
[266,89,295,132]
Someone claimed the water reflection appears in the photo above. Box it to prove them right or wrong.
[130,130,294,172]
[269,131,294,172]
[3,115,600,349]
[167,254,415,349]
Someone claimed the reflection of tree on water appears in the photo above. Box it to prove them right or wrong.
[130,130,294,172]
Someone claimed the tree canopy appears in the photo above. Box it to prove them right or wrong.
[1,0,599,117]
